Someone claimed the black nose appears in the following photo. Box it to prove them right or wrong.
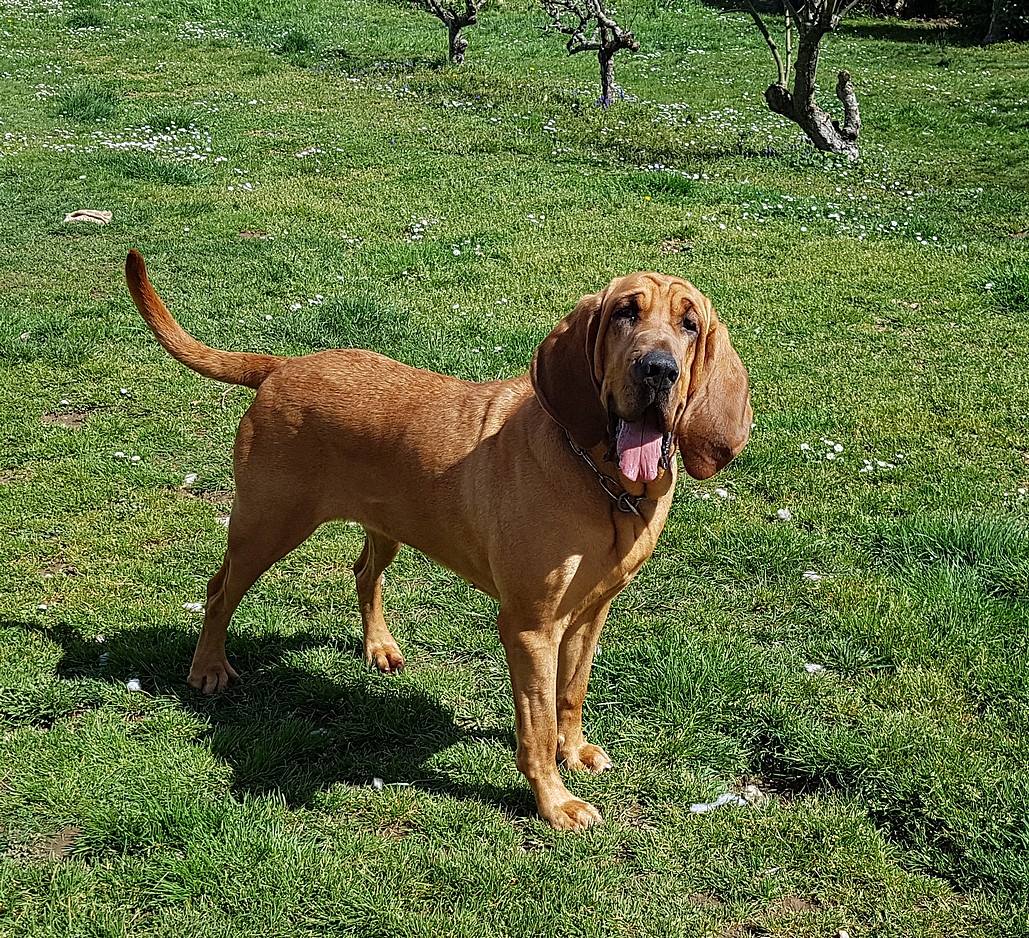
[635,351,679,390]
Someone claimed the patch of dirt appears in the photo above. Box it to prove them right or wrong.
[375,818,416,840]
[42,409,90,428]
[770,896,821,913]
[689,892,724,909]
[616,800,655,830]
[41,559,79,579]
[40,826,82,860]
[660,236,693,254]
[723,896,824,937]
[0,467,34,485]
[722,925,771,938]
[42,826,80,855]
[239,229,269,239]
[740,764,814,801]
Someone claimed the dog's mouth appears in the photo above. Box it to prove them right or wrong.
[610,403,673,484]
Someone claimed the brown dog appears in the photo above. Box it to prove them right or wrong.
[125,250,751,830]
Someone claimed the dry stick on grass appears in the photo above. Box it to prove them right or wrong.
[747,0,862,157]
[541,0,639,107]
[414,0,485,64]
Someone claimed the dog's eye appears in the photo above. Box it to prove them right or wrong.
[681,316,698,334]
[613,305,638,325]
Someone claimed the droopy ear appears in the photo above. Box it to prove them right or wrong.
[678,321,752,480]
[531,291,609,449]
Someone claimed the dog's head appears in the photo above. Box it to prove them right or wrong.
[531,273,751,482]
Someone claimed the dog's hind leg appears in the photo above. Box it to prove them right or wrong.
[353,528,404,673]
[188,494,318,694]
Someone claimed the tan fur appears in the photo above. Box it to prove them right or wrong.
[126,253,751,830]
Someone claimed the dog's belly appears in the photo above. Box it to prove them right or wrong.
[332,485,502,600]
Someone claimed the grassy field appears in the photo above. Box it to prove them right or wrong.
[2,0,1028,933]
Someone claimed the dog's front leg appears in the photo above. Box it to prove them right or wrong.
[556,602,613,774]
[500,614,603,831]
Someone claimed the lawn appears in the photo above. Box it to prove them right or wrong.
[1,0,1028,934]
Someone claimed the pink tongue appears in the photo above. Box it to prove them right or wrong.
[617,414,664,483]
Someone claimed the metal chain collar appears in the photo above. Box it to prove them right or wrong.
[564,431,646,517]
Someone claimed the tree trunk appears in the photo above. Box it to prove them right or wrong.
[763,27,860,158]
[598,51,616,107]
[984,0,1029,43]
[447,22,468,64]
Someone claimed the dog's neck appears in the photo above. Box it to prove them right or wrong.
[563,431,676,518]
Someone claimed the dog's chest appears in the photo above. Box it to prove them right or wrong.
[594,502,671,597]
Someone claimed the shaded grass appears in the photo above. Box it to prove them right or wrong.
[65,10,106,30]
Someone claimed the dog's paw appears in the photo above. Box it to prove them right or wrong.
[187,657,239,695]
[365,642,405,674]
[543,798,603,832]
[560,742,613,774]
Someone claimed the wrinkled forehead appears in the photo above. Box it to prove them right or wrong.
[606,273,708,318]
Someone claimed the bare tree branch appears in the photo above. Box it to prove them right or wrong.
[747,2,786,86]
[541,0,639,106]
[784,8,793,80]
[834,69,861,140]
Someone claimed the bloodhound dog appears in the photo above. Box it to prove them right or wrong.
[125,250,751,830]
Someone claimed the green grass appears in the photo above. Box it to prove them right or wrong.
[1,0,1028,934]
[55,81,119,123]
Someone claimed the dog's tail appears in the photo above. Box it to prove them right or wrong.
[125,250,284,389]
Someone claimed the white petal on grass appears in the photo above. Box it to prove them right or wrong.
[690,792,748,813]
[125,678,143,692]
[775,508,792,521]
[371,777,384,791]
[804,663,825,674]
[183,601,204,613]
[216,516,230,527]
[802,571,823,582]
[183,473,198,487]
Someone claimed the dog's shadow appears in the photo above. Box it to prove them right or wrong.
[25,620,533,817]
